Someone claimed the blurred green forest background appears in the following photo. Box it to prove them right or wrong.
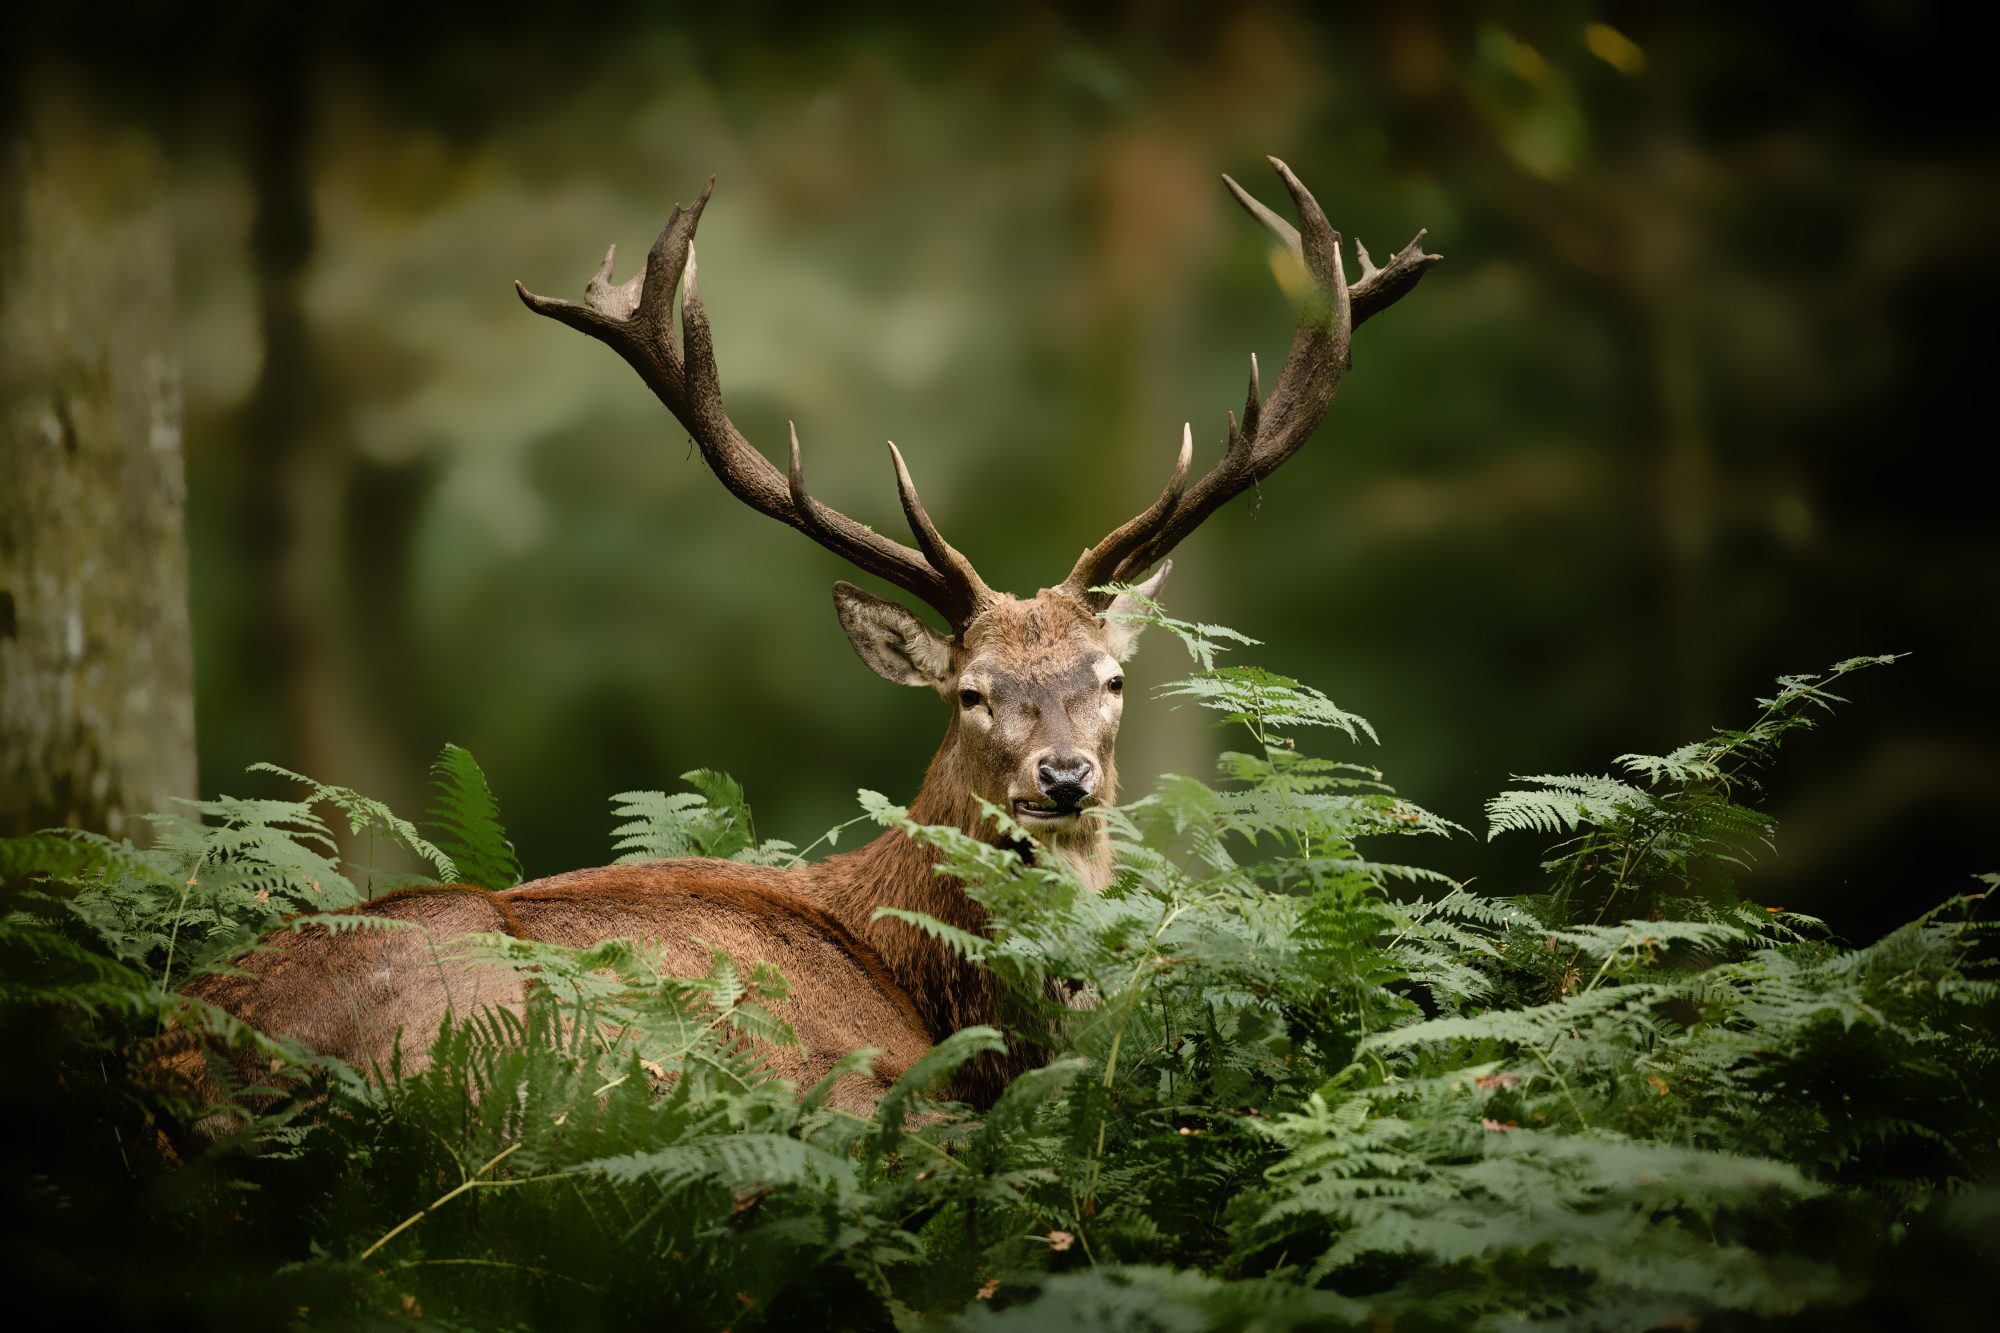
[5,2,1994,942]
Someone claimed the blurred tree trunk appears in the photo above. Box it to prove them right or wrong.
[236,41,328,779]
[231,42,404,810]
[0,84,197,839]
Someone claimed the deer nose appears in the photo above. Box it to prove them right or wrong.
[1036,753,1098,811]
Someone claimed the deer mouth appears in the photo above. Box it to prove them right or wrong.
[1013,798,1085,823]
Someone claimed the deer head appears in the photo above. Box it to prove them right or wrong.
[830,572,1166,866]
[516,159,1437,861]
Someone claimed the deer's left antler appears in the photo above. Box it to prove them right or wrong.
[1062,157,1440,605]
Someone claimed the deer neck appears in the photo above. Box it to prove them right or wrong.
[805,738,1114,1040]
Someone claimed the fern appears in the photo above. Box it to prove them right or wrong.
[610,769,795,864]
[0,826,161,889]
[1479,657,1904,932]
[424,743,521,888]
[609,788,708,860]
[1485,773,1655,838]
[872,905,994,963]
[1160,667,1379,745]
[1,639,1991,1329]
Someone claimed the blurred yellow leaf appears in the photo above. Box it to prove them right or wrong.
[1585,24,1646,76]
[1268,245,1313,303]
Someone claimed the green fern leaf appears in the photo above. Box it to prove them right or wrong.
[425,744,522,889]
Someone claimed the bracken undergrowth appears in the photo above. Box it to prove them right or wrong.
[1,614,1992,1331]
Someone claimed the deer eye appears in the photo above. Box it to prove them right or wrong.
[958,688,984,710]
[1106,675,1124,694]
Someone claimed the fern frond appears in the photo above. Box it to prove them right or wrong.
[252,762,458,884]
[610,790,708,862]
[609,770,779,864]
[1616,742,1725,785]
[1160,666,1378,744]
[871,906,992,963]
[1485,774,1654,839]
[0,827,168,890]
[583,1132,859,1198]
[424,744,521,889]
[869,1027,1006,1141]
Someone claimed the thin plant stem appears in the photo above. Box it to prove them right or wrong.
[358,1142,525,1262]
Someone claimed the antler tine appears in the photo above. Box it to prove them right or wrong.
[517,178,988,626]
[1060,424,1192,604]
[584,244,641,320]
[1064,158,1440,600]
[638,178,712,342]
[1265,155,1346,302]
[786,421,850,548]
[1222,171,1300,260]
[1349,228,1439,329]
[887,443,995,621]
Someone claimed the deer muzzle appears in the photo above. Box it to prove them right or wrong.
[1023,752,1098,820]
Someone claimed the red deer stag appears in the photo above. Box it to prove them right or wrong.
[180,159,1437,1112]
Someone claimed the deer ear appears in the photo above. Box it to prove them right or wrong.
[833,582,954,689]
[1100,560,1171,661]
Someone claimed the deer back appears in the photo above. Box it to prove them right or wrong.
[170,866,934,1125]
[498,859,933,1103]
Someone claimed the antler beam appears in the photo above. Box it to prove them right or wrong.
[515,181,995,627]
[1063,158,1440,604]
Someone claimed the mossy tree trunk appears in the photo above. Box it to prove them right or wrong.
[0,84,196,840]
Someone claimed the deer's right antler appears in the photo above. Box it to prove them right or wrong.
[516,180,996,629]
